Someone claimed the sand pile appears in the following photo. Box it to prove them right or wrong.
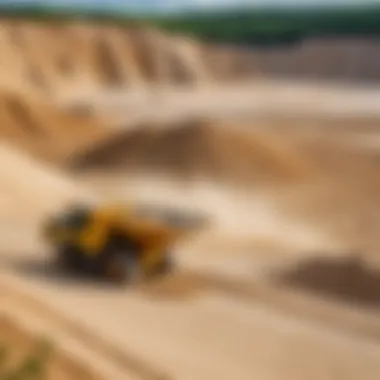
[70,120,314,185]
[276,254,380,309]
[0,91,109,163]
[0,20,212,97]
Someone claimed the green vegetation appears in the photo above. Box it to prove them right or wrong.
[152,7,380,45]
[0,4,380,45]
[0,4,137,23]
[0,339,54,380]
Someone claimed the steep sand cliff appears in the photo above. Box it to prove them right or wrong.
[0,20,212,97]
[0,20,218,162]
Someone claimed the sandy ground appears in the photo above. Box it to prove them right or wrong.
[2,172,380,380]
[2,80,380,380]
[0,315,107,380]
[3,252,380,380]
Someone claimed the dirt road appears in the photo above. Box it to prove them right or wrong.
[2,171,380,380]
[3,242,380,380]
[61,80,380,127]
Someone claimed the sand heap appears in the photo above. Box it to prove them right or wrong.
[0,90,110,163]
[70,120,314,185]
[0,20,212,97]
[276,254,380,309]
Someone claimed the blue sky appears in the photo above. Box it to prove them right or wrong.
[1,0,380,13]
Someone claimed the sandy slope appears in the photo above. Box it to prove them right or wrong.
[0,16,251,166]
[70,120,314,187]
[0,18,223,164]
[0,141,97,229]
[0,91,111,163]
[1,133,380,380]
[0,315,109,380]
[0,20,212,97]
[2,241,380,380]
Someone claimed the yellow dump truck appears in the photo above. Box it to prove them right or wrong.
[43,202,207,284]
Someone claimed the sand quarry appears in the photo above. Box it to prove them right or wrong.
[1,19,380,380]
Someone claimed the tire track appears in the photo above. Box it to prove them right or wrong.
[1,276,170,380]
[3,264,380,380]
[188,270,380,345]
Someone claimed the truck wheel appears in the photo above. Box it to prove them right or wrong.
[106,250,143,285]
[55,246,82,273]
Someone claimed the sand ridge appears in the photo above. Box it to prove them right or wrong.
[0,20,213,97]
[70,120,315,186]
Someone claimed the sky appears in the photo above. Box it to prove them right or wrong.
[1,0,380,13]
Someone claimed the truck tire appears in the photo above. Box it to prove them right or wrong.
[106,249,143,285]
[55,245,84,273]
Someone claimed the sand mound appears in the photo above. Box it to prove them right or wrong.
[70,120,313,185]
[0,91,109,163]
[276,254,380,309]
[0,20,212,97]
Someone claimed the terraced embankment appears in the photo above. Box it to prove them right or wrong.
[0,20,214,97]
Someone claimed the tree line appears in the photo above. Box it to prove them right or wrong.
[1,5,380,45]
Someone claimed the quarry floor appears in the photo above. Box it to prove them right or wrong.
[2,80,380,380]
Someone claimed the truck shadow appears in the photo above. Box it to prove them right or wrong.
[0,252,118,290]
[272,253,380,309]
[0,251,206,300]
